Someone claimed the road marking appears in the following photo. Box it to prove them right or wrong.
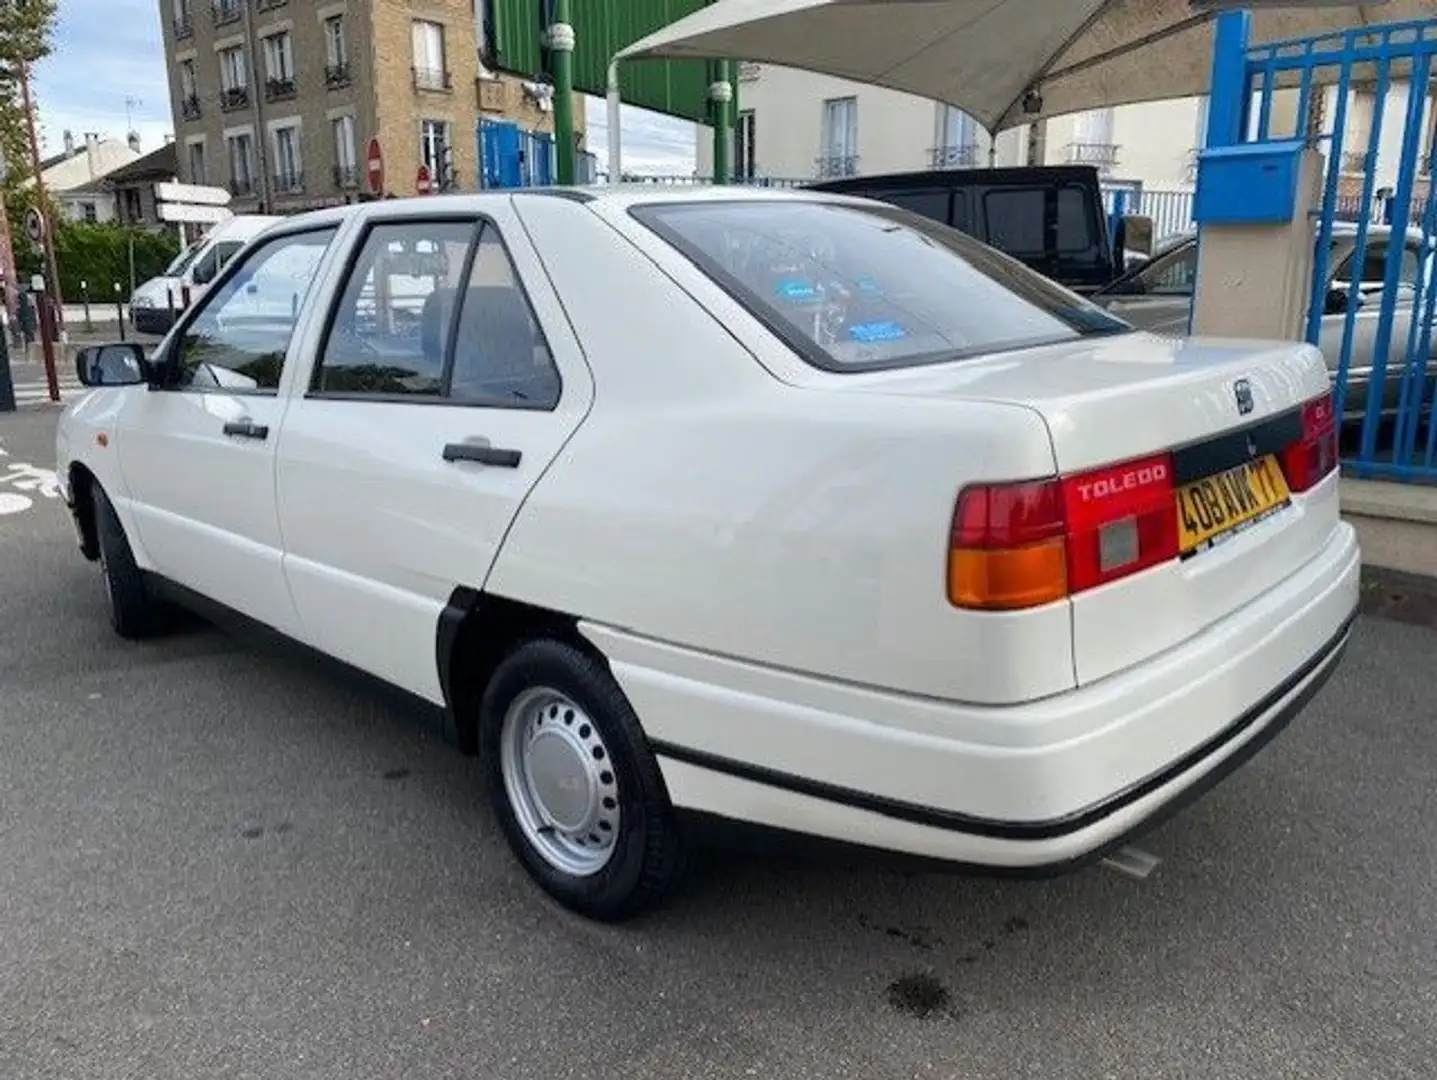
[10,379,87,405]
[0,492,31,515]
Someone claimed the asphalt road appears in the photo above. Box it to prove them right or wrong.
[2,405,1435,1079]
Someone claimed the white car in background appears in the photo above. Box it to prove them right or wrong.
[56,188,1359,921]
[129,215,281,335]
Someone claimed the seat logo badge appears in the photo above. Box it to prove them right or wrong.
[1233,378,1254,416]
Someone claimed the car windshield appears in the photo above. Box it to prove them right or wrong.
[631,199,1132,372]
[165,244,201,277]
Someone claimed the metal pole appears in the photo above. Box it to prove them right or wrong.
[550,0,576,185]
[35,285,57,403]
[606,59,622,182]
[19,58,66,361]
[241,0,272,211]
[115,283,126,342]
[81,279,91,332]
[711,63,733,184]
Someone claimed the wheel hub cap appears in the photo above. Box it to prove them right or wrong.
[500,687,621,877]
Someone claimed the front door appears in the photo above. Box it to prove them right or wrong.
[273,209,593,702]
[116,224,341,635]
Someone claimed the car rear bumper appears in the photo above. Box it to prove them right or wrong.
[581,521,1360,870]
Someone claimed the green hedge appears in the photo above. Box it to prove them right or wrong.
[14,221,182,301]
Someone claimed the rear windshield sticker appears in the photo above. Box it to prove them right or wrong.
[775,278,818,300]
[848,320,907,343]
[855,277,881,294]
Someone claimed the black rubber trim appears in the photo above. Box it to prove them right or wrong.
[652,610,1356,844]
[1171,409,1302,486]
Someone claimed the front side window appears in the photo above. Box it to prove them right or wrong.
[633,199,1130,372]
[1129,241,1199,295]
[170,228,337,392]
[315,219,559,406]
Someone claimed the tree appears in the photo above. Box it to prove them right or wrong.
[0,0,58,229]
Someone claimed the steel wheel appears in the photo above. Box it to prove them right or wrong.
[498,685,622,877]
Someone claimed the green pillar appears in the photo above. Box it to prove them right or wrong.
[711,61,733,184]
[550,0,576,185]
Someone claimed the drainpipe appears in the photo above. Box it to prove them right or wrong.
[606,59,622,181]
[549,0,576,185]
[242,0,271,211]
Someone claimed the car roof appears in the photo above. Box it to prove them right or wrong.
[263,184,887,234]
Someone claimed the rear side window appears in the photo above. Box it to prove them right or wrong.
[880,190,951,227]
[633,199,1130,372]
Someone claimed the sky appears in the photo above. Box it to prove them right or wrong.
[31,0,696,175]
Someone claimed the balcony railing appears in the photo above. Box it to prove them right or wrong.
[212,0,242,27]
[265,77,297,102]
[230,176,255,197]
[816,154,858,179]
[180,95,202,121]
[256,0,286,9]
[220,86,250,112]
[412,66,452,92]
[334,164,360,190]
[273,170,304,194]
[929,143,979,169]
[325,62,351,89]
[1067,141,1120,172]
[173,14,193,38]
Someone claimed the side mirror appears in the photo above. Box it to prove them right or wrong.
[192,261,215,286]
[1121,214,1155,257]
[76,343,148,388]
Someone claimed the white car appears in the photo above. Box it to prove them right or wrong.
[57,188,1360,921]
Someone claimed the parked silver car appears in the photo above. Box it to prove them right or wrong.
[1093,222,1436,422]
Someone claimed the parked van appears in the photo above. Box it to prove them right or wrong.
[129,215,281,335]
[806,165,1153,294]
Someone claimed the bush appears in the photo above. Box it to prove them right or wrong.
[13,220,182,301]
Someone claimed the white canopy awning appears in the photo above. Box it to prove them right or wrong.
[615,0,1426,135]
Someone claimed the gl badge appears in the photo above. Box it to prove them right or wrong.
[1233,378,1254,416]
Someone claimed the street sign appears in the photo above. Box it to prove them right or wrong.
[366,137,384,196]
[154,181,231,207]
[24,208,44,246]
[416,164,432,196]
[157,203,234,225]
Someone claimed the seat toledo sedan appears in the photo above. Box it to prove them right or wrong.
[56,186,1360,921]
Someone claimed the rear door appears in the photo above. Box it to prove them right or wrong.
[274,208,594,703]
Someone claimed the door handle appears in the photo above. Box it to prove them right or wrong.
[222,420,269,440]
[442,441,522,468]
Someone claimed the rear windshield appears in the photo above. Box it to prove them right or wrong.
[631,199,1131,372]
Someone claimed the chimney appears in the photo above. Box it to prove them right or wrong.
[62,129,74,156]
[127,131,141,153]
[85,133,100,179]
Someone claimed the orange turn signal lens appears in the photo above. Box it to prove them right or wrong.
[947,539,1069,611]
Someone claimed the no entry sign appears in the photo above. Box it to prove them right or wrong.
[365,138,384,196]
[416,165,433,196]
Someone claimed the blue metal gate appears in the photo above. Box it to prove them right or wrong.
[1207,13,1437,482]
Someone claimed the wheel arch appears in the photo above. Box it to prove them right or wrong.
[435,587,598,755]
[68,461,101,561]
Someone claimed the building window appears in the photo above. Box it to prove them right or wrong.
[187,141,207,185]
[173,0,193,38]
[420,119,451,185]
[819,97,858,178]
[80,202,98,223]
[412,20,450,91]
[228,132,255,196]
[333,115,358,188]
[273,123,303,192]
[212,0,241,27]
[933,104,978,168]
[735,110,756,180]
[476,0,496,76]
[263,32,296,101]
[1069,108,1119,172]
[324,14,351,87]
[179,59,201,119]
[124,189,144,223]
[220,46,249,110]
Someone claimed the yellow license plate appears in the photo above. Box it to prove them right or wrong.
[1176,454,1292,556]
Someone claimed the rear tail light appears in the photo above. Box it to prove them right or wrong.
[950,453,1178,611]
[1280,391,1338,493]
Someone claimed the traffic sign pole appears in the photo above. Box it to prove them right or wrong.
[366,138,385,197]
[416,165,432,196]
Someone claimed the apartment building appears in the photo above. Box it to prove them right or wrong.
[162,0,583,212]
[699,64,1205,191]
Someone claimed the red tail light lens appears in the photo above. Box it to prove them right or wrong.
[1280,392,1338,493]
[950,453,1179,610]
[1060,452,1179,593]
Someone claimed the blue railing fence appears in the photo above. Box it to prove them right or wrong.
[1215,14,1437,483]
[476,116,598,189]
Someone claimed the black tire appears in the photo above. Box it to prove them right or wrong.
[479,638,687,921]
[92,485,160,639]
